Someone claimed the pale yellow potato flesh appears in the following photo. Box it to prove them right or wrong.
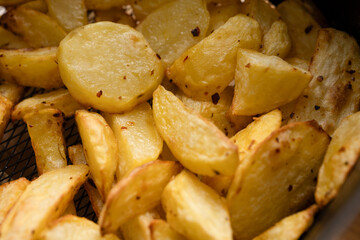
[24,108,67,175]
[0,26,29,49]
[0,96,13,141]
[75,110,117,201]
[84,0,129,10]
[38,215,120,240]
[20,0,48,13]
[58,22,163,113]
[99,160,182,235]
[150,219,186,240]
[120,209,160,240]
[0,165,89,240]
[162,170,232,240]
[131,0,173,21]
[0,178,29,225]
[0,82,24,104]
[12,88,84,121]
[291,28,360,135]
[316,112,360,207]
[1,7,66,48]
[227,121,330,240]
[206,2,242,35]
[253,204,318,240]
[240,0,280,34]
[103,102,163,179]
[46,0,88,32]
[278,0,321,61]
[177,87,252,138]
[137,0,209,66]
[0,47,63,89]
[231,49,312,116]
[153,86,238,176]
[168,14,261,100]
[262,20,291,59]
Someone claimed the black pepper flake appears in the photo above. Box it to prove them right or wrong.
[245,63,251,68]
[96,90,102,97]
[41,101,46,104]
[348,82,353,90]
[0,54,3,57]
[183,55,188,62]
[211,93,220,105]
[348,60,352,65]
[214,170,220,175]
[259,44,263,49]
[288,185,293,192]
[123,75,126,80]
[69,177,73,179]
[314,105,320,110]
[191,27,200,37]
[137,94,144,99]
[275,148,280,153]
[185,84,188,88]
[118,96,122,100]
[352,77,355,81]
[224,128,228,136]
[303,95,308,98]
[136,196,141,200]
[121,126,127,130]
[304,25,313,34]
[151,69,154,75]
[169,79,173,83]
[53,113,60,117]
[346,70,356,74]
[29,124,33,128]
[316,76,324,82]
[290,112,294,118]
[156,53,161,59]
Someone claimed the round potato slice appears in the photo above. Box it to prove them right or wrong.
[58,22,164,113]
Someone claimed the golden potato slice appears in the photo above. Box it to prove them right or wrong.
[137,0,209,67]
[12,88,84,121]
[0,47,63,89]
[58,22,163,113]
[0,96,13,141]
[206,1,242,35]
[150,219,186,240]
[0,82,24,104]
[1,7,66,48]
[84,0,129,10]
[121,209,160,240]
[38,215,120,240]
[316,112,360,207]
[0,178,29,225]
[46,0,88,32]
[131,0,173,21]
[20,0,48,13]
[227,121,330,240]
[231,49,312,116]
[278,0,321,61]
[262,20,291,59]
[177,87,252,138]
[291,28,360,135]
[24,108,67,174]
[75,110,118,201]
[253,204,318,240]
[103,102,163,179]
[153,86,238,176]
[0,165,89,240]
[240,0,280,34]
[95,8,135,27]
[168,14,261,100]
[99,160,182,235]
[162,170,232,240]
[0,26,29,49]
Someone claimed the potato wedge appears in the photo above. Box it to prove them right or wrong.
[227,121,330,240]
[1,7,66,48]
[99,160,182,234]
[103,102,163,179]
[153,86,238,176]
[262,20,291,59]
[84,0,129,10]
[0,82,24,104]
[231,49,312,116]
[24,108,67,174]
[0,178,29,225]
[162,170,232,240]
[0,47,63,89]
[131,0,173,21]
[0,165,89,240]
[137,0,209,66]
[38,215,120,240]
[0,26,29,49]
[150,219,186,240]
[316,112,360,207]
[12,88,84,121]
[46,0,88,32]
[291,28,360,135]
[121,209,160,240]
[168,14,261,100]
[95,8,135,27]
[253,204,318,240]
[75,110,118,201]
[20,0,48,13]
[206,1,242,35]
[0,96,13,141]
[177,87,252,137]
[278,0,321,61]
[240,0,280,34]
[58,22,163,113]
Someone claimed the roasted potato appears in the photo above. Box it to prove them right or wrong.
[19,0,48,13]
[0,81,24,104]
[0,96,13,141]
[131,0,173,21]
[262,20,291,58]
[0,26,29,49]
[150,219,186,240]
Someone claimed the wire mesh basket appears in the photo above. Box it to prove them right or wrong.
[0,87,97,221]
